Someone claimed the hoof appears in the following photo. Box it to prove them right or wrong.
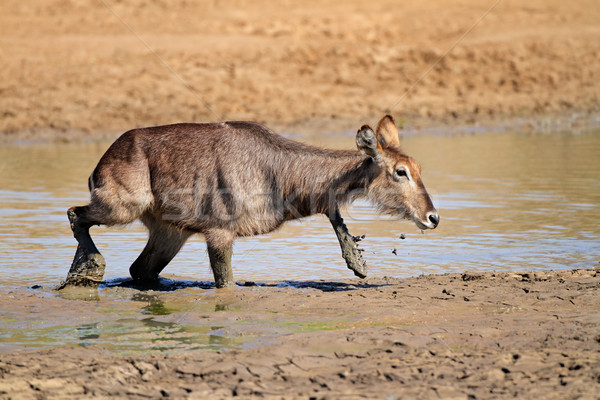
[58,275,103,290]
[215,280,236,289]
[130,275,161,289]
[61,246,106,290]
[129,263,161,284]
[348,261,367,279]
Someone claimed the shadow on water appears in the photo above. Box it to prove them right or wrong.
[268,280,390,292]
[102,276,389,293]
[104,277,216,291]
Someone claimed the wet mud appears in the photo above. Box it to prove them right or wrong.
[1,267,599,399]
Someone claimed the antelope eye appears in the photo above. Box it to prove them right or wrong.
[395,168,408,178]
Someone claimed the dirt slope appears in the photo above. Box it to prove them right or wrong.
[1,0,599,142]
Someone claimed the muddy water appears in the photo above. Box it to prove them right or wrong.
[1,129,599,288]
[1,129,599,352]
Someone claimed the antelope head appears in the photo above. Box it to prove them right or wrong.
[356,115,439,230]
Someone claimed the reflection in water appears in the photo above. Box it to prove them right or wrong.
[77,323,101,340]
[0,130,598,289]
[56,285,101,301]
[72,317,227,352]
[0,301,246,353]
[132,293,172,316]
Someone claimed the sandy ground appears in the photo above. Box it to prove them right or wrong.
[1,0,599,143]
[1,267,600,399]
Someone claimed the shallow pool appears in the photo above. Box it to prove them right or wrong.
[0,129,599,290]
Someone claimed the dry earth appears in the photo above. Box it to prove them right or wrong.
[1,267,599,399]
[1,0,599,142]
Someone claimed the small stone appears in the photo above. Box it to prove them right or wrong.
[461,273,483,281]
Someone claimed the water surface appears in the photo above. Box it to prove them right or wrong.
[1,129,599,289]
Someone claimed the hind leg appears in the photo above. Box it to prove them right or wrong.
[130,217,192,283]
[61,180,152,289]
[60,206,107,289]
[205,229,235,288]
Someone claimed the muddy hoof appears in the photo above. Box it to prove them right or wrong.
[58,275,103,290]
[60,246,106,290]
[349,264,367,279]
[215,280,236,289]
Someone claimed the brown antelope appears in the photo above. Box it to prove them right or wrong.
[61,115,439,289]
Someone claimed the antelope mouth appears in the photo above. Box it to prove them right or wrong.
[414,212,440,230]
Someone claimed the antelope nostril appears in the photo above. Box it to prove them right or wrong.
[428,213,440,227]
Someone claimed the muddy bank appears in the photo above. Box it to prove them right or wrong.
[1,0,600,143]
[1,267,599,399]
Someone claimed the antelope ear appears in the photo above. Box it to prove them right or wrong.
[376,115,400,148]
[356,125,382,162]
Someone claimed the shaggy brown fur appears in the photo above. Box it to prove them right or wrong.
[63,116,438,288]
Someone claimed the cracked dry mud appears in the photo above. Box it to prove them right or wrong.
[1,267,599,399]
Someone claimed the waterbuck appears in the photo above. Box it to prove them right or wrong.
[61,115,439,289]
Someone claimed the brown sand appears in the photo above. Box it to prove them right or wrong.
[1,267,600,399]
[1,0,599,143]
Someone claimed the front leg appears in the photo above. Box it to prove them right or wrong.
[59,206,106,289]
[328,207,367,279]
[205,229,235,288]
